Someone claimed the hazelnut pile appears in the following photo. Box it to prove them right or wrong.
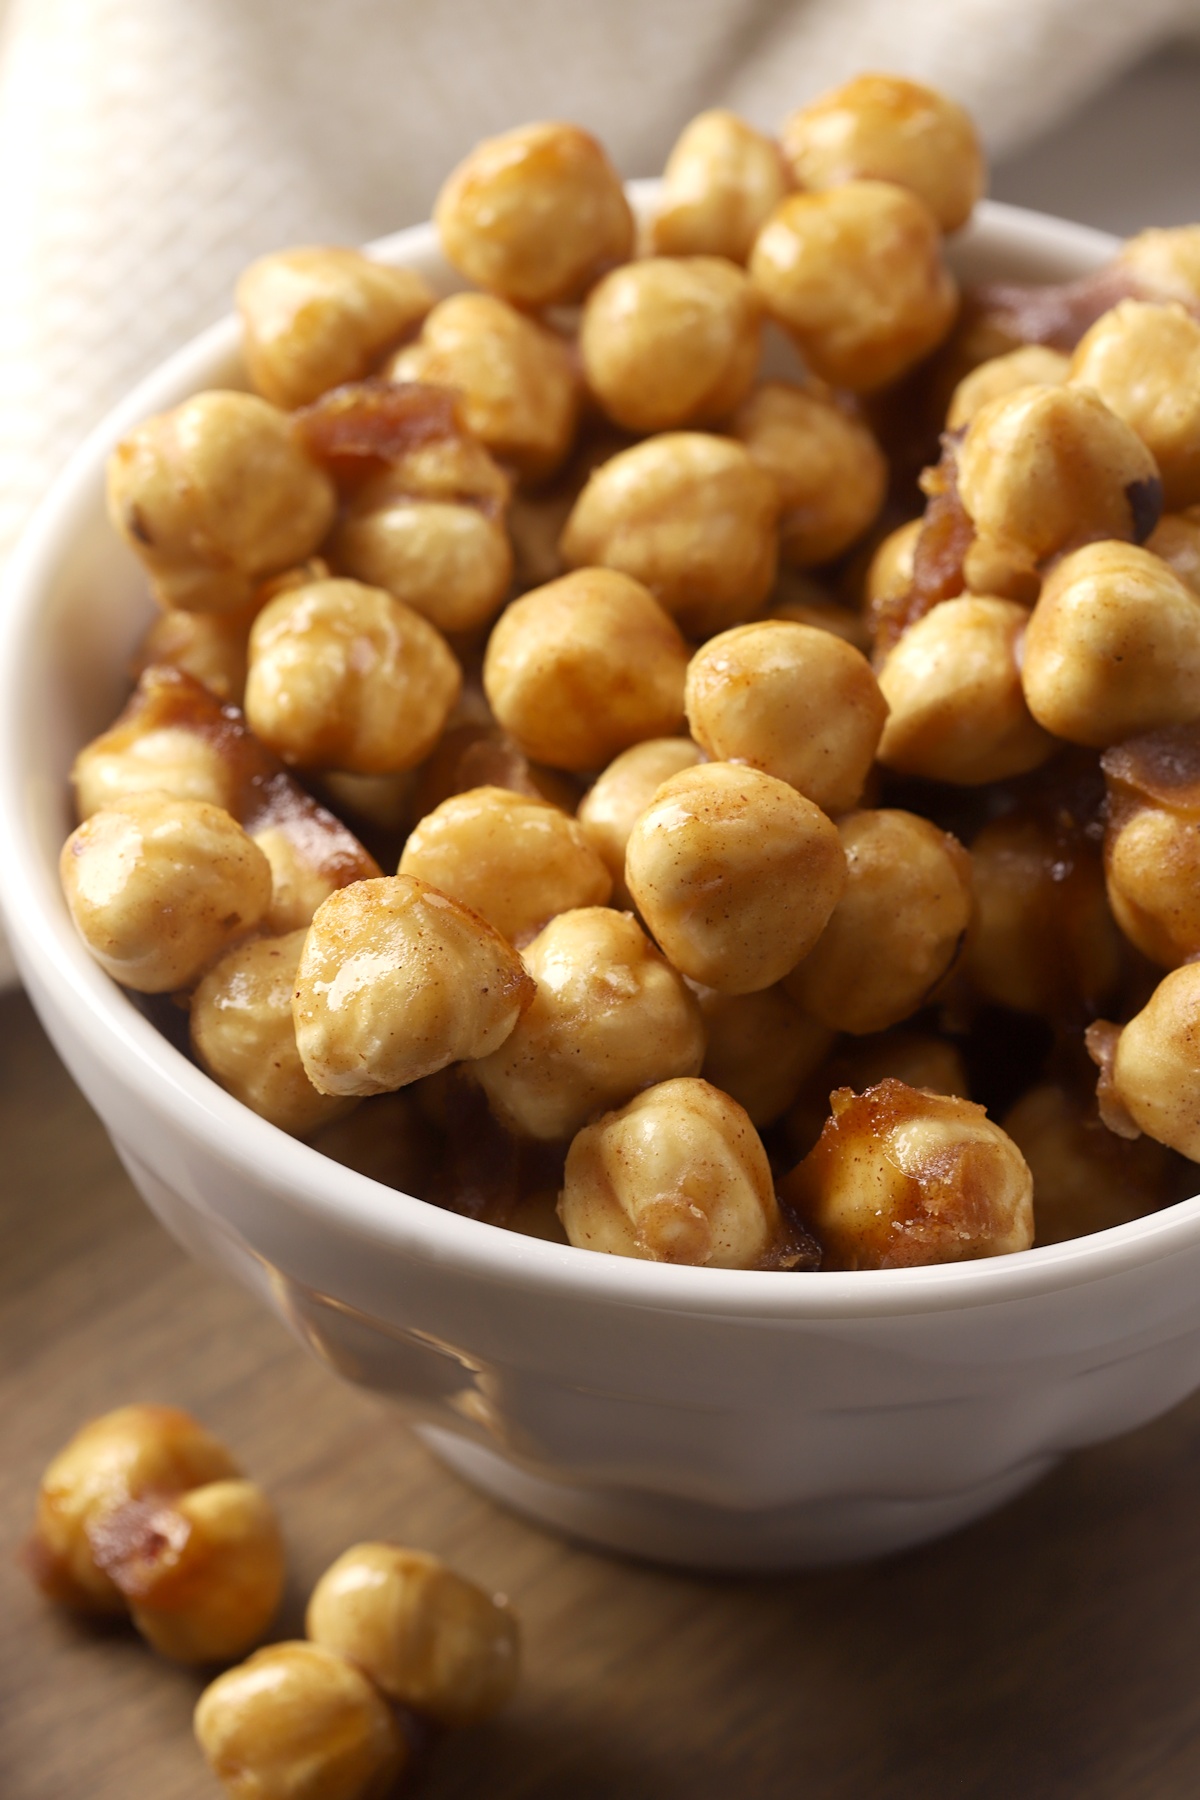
[61,73,1200,1272]
[26,1405,519,1799]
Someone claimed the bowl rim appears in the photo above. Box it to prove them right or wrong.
[4,192,1198,1323]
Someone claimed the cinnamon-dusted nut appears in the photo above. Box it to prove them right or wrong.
[653,110,789,264]
[292,875,535,1096]
[730,378,887,568]
[625,761,845,994]
[558,1077,782,1267]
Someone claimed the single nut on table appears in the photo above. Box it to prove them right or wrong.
[26,1404,239,1613]
[782,1079,1033,1269]
[580,256,761,434]
[625,761,845,994]
[559,1076,782,1267]
[307,1542,520,1725]
[780,73,986,234]
[387,292,581,481]
[684,620,887,816]
[195,1640,407,1800]
[560,433,779,638]
[955,385,1162,601]
[293,875,535,1097]
[945,344,1070,432]
[60,791,272,993]
[652,109,789,264]
[191,931,355,1137]
[1068,300,1200,510]
[1003,1082,1183,1245]
[696,984,833,1127]
[107,391,336,614]
[237,246,435,410]
[730,378,887,568]
[1087,964,1200,1160]
[473,907,705,1141]
[434,120,633,308]
[749,182,958,393]
[965,812,1122,1023]
[1102,725,1200,967]
[1021,542,1200,747]
[482,568,689,772]
[89,1477,285,1665]
[577,737,705,905]
[245,577,461,774]
[399,786,612,944]
[876,596,1055,785]
[784,810,972,1036]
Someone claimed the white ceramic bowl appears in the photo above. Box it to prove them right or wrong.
[5,191,1200,1570]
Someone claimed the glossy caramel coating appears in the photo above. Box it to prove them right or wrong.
[730,379,887,568]
[784,1079,1033,1269]
[653,110,789,263]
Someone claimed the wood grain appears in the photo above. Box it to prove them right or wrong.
[4,981,1200,1799]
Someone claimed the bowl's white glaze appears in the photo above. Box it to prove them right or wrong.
[5,193,1200,1568]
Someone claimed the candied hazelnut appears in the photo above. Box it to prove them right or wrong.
[955,384,1162,600]
[783,1079,1033,1268]
[411,722,577,821]
[696,984,832,1127]
[195,1641,406,1800]
[71,720,236,821]
[292,875,535,1096]
[434,121,633,307]
[332,487,512,639]
[863,517,922,608]
[27,1404,238,1613]
[685,620,886,816]
[92,1478,285,1665]
[876,596,1055,784]
[1068,300,1200,510]
[560,432,779,637]
[237,247,434,409]
[399,786,611,943]
[133,607,252,706]
[1116,225,1200,308]
[577,737,705,905]
[191,930,354,1137]
[1004,1082,1181,1244]
[307,1542,519,1726]
[780,74,985,234]
[653,110,789,264]
[1089,964,1200,1160]
[252,824,348,936]
[784,810,972,1035]
[387,292,581,482]
[1147,511,1200,598]
[749,182,958,393]
[945,345,1070,431]
[730,378,887,568]
[107,391,336,614]
[1021,542,1200,747]
[966,813,1122,1022]
[1102,725,1200,967]
[625,761,845,995]
[482,568,688,772]
[60,791,272,993]
[580,256,761,433]
[559,1077,781,1267]
[245,577,461,774]
[473,907,705,1140]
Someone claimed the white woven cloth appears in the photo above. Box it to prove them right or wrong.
[1,0,1199,991]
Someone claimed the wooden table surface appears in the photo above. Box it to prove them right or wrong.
[5,983,1200,1800]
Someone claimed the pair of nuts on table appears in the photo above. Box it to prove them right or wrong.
[67,78,1200,1276]
[29,1405,519,1800]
